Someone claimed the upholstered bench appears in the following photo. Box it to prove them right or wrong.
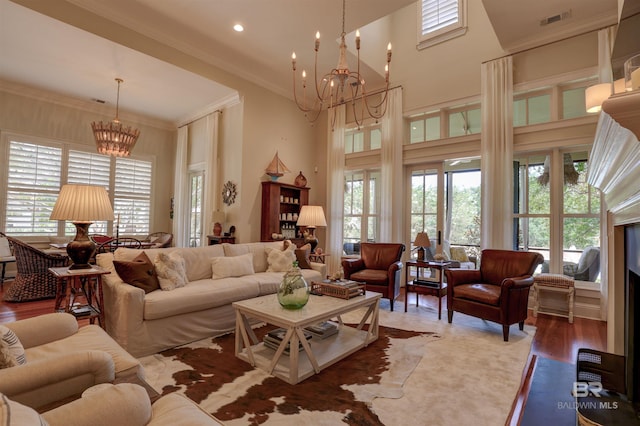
[532,273,575,323]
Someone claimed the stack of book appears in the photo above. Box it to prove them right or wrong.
[334,280,364,298]
[304,321,338,339]
[263,328,312,355]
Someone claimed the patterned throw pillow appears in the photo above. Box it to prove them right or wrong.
[266,245,296,272]
[113,251,160,294]
[154,252,189,291]
[0,326,26,369]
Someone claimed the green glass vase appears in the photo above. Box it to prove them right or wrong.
[277,262,309,309]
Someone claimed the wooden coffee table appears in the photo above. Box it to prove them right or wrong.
[233,291,381,384]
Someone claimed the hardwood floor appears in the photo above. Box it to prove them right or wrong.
[0,283,607,362]
[0,282,606,424]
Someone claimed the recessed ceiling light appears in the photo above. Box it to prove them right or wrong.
[233,24,244,32]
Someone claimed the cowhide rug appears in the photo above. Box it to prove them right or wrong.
[140,305,535,425]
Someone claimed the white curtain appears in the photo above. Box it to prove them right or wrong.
[480,56,513,250]
[598,26,616,83]
[172,125,189,247]
[326,105,346,276]
[380,87,403,243]
[203,112,221,246]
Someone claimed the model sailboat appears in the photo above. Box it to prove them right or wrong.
[265,152,291,181]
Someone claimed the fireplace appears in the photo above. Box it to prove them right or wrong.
[626,224,640,409]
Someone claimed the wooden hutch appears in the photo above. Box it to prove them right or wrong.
[260,181,309,245]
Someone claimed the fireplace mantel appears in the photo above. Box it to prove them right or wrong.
[588,89,640,354]
[588,90,640,226]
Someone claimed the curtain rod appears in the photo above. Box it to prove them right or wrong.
[335,84,403,106]
[482,23,616,64]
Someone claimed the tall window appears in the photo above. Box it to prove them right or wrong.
[114,158,152,236]
[2,138,153,237]
[447,169,481,255]
[5,141,61,235]
[343,170,380,254]
[417,0,467,49]
[410,170,439,239]
[187,172,204,247]
[562,152,600,282]
[514,151,601,282]
[514,155,550,261]
[66,150,111,235]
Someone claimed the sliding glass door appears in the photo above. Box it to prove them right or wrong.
[408,164,445,255]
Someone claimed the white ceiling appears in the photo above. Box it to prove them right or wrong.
[0,0,620,124]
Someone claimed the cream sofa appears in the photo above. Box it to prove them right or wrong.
[2,383,224,426]
[97,241,325,357]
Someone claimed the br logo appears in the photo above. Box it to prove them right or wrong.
[572,381,603,397]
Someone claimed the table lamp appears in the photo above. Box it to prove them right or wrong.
[50,184,114,269]
[296,205,327,253]
[212,211,226,237]
[414,232,431,261]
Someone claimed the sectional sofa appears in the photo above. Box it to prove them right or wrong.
[96,241,325,357]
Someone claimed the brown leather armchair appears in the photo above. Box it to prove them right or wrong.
[342,243,405,311]
[444,249,543,341]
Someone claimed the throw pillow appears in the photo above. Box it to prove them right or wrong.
[0,326,26,368]
[211,253,255,279]
[1,394,49,426]
[154,252,189,291]
[450,247,470,262]
[266,246,296,272]
[113,251,160,294]
[295,243,312,269]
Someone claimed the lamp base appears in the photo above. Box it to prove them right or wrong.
[67,222,96,269]
[417,247,425,261]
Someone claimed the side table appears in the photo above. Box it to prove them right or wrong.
[309,253,329,264]
[48,266,110,328]
[404,260,452,319]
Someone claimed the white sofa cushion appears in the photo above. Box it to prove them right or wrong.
[223,241,284,273]
[143,278,261,320]
[211,253,255,279]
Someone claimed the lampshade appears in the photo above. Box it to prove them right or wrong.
[585,83,612,113]
[50,184,114,222]
[297,205,327,253]
[413,232,431,248]
[296,205,327,228]
[212,211,226,225]
[50,184,114,269]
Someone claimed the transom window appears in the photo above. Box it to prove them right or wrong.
[417,0,467,49]
[345,125,381,154]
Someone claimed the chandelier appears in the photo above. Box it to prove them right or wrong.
[91,78,140,157]
[291,0,392,129]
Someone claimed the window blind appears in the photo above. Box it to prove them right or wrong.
[114,157,152,235]
[6,141,61,235]
[421,0,459,35]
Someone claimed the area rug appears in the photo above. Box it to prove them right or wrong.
[140,308,535,425]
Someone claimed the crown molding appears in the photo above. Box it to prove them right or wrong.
[0,78,176,131]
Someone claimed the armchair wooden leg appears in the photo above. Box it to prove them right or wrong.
[502,325,510,342]
[518,321,524,331]
[390,299,394,312]
[447,310,453,324]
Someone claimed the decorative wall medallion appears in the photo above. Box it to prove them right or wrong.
[222,181,237,206]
